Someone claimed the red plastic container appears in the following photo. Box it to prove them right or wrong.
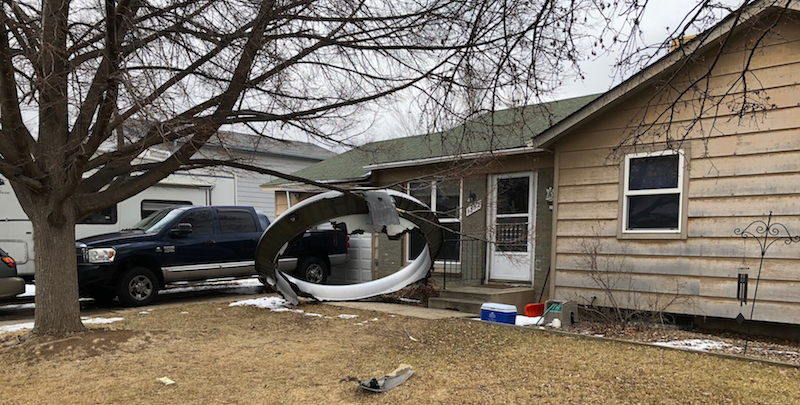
[525,303,545,317]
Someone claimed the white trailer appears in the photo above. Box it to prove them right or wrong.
[0,171,236,279]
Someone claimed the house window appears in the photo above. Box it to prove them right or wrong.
[407,179,461,261]
[622,150,685,234]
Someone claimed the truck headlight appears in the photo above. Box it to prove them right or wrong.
[87,248,116,263]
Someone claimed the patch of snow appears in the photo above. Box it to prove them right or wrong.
[305,313,323,317]
[229,296,290,310]
[81,317,124,325]
[398,297,421,304]
[20,283,35,297]
[0,303,36,310]
[0,322,34,333]
[0,317,124,332]
[371,318,379,321]
[180,311,189,314]
[272,308,304,314]
[161,278,264,295]
[338,314,358,320]
[653,339,731,352]
[515,315,543,326]
[748,347,800,356]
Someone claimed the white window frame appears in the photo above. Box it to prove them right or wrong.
[405,179,462,264]
[621,149,685,235]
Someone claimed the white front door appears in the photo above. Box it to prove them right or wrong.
[488,172,535,282]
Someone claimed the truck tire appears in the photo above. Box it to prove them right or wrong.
[116,266,160,307]
[297,257,327,284]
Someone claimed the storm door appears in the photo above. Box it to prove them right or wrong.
[488,172,535,282]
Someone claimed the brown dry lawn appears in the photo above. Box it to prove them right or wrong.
[2,295,800,405]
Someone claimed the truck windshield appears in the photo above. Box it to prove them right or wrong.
[129,208,184,234]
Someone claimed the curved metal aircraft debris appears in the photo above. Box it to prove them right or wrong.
[255,189,443,305]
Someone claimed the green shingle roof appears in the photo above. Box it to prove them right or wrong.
[267,93,598,186]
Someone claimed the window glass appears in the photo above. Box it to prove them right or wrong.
[409,223,460,261]
[141,199,193,219]
[179,209,214,235]
[624,151,682,232]
[497,177,529,215]
[139,209,184,234]
[407,179,462,262]
[79,205,118,224]
[629,155,679,190]
[436,181,460,219]
[627,194,680,230]
[408,181,432,207]
[217,209,258,234]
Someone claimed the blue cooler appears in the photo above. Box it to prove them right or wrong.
[480,303,517,325]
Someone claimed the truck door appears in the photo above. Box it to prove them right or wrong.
[215,208,261,277]
[160,208,221,282]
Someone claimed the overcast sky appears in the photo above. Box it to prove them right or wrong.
[346,0,733,149]
[556,0,719,99]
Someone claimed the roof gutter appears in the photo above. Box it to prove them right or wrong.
[532,0,791,148]
[260,171,372,190]
[362,146,546,171]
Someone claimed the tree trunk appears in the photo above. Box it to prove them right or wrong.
[28,206,85,336]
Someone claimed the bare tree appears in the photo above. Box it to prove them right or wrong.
[0,0,601,336]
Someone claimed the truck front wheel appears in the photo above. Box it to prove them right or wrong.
[297,257,328,284]
[116,266,160,306]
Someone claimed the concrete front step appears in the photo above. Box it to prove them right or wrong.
[430,285,540,314]
[428,297,484,314]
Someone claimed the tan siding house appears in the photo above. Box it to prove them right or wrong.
[543,4,800,324]
[268,0,800,325]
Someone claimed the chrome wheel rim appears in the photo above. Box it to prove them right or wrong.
[129,275,154,301]
[306,264,324,283]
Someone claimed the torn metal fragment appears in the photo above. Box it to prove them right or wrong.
[363,190,401,226]
[358,364,414,393]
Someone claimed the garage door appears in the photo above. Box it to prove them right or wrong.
[329,232,373,284]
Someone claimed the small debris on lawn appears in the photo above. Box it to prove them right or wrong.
[355,364,414,393]
[157,377,175,385]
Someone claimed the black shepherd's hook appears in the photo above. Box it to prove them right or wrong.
[734,211,800,356]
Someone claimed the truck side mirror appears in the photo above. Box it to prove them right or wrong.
[170,222,193,236]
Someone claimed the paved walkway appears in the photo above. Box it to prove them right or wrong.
[323,301,476,320]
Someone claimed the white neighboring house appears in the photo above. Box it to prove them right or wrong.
[0,131,334,279]
[196,131,336,217]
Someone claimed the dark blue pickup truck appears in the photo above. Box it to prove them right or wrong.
[77,205,347,306]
